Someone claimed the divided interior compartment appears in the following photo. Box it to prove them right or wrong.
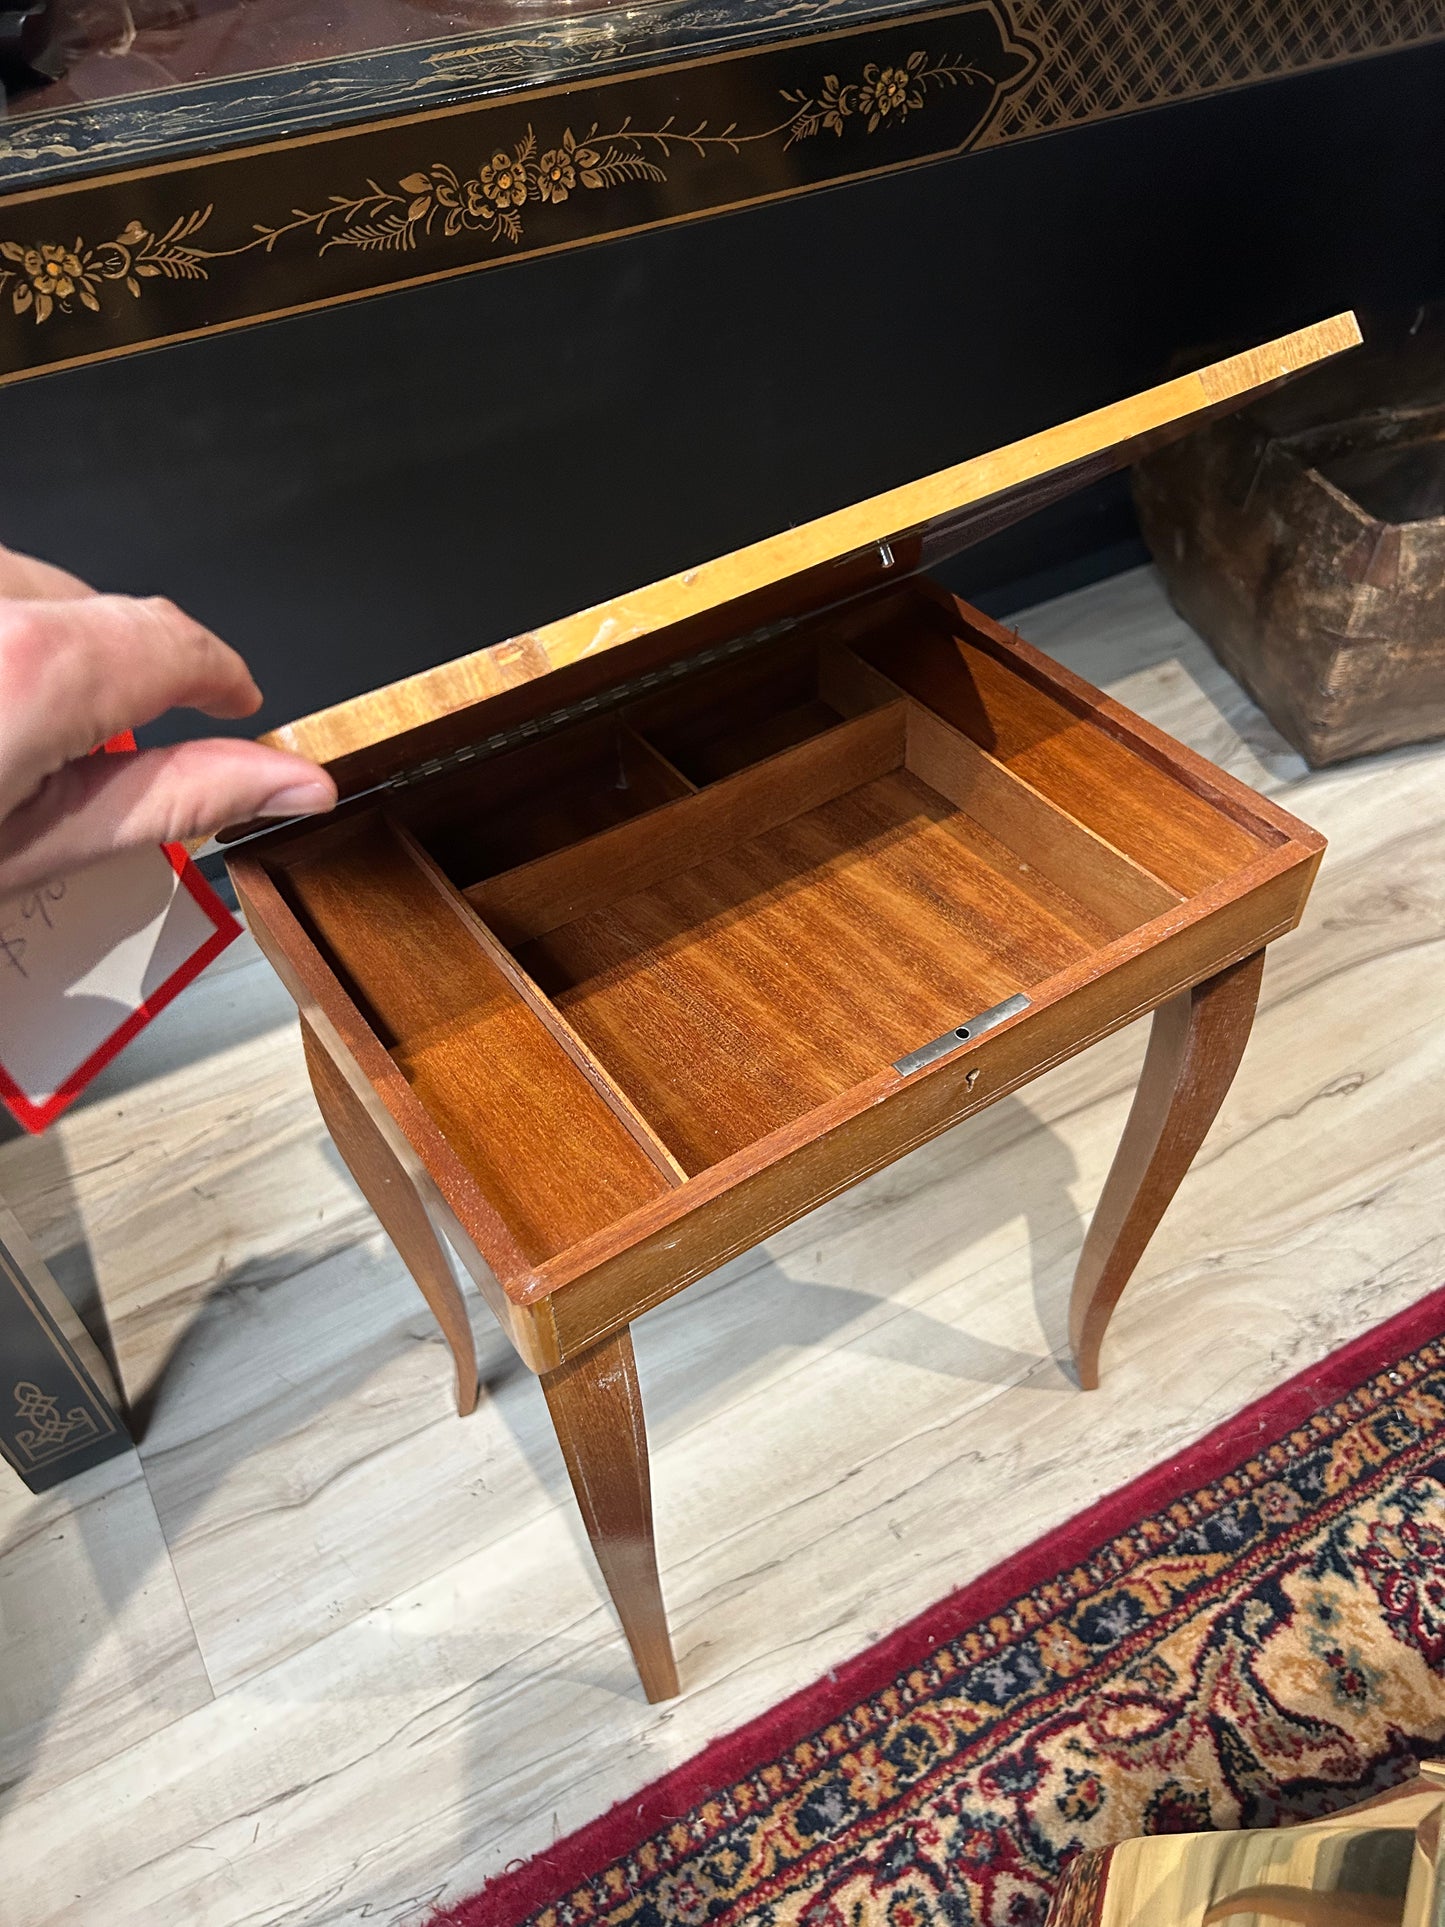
[274,596,1278,1259]
[396,709,695,882]
[281,824,679,1265]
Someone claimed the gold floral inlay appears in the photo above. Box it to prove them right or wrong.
[0,55,987,327]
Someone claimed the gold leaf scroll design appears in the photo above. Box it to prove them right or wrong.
[0,55,986,327]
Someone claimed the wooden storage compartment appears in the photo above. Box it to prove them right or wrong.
[623,636,852,783]
[270,590,1261,1220]
[278,822,679,1263]
[852,594,1283,894]
[480,625,1189,1176]
[399,711,695,885]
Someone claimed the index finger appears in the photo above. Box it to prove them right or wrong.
[0,541,96,601]
[0,593,265,804]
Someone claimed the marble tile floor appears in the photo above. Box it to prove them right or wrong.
[0,566,1442,1927]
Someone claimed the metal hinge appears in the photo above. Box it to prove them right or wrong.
[385,625,785,792]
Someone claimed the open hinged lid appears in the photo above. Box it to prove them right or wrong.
[260,312,1360,806]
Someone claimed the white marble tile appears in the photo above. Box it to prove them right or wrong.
[2,567,1443,1927]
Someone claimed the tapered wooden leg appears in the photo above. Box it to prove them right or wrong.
[541,1327,679,1702]
[1070,950,1266,1390]
[301,1019,479,1416]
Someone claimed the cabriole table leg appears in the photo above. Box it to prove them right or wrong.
[541,1325,679,1703]
[1069,949,1267,1390]
[301,1017,480,1417]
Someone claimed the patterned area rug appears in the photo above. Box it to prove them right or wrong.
[438,1292,1445,1927]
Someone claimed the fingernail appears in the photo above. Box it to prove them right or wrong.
[257,781,335,819]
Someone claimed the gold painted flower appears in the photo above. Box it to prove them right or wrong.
[478,150,527,210]
[2,238,100,320]
[560,127,604,192]
[28,243,82,297]
[857,57,926,129]
[535,148,576,204]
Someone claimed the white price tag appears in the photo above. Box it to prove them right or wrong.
[0,842,238,1132]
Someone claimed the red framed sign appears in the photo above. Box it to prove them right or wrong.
[0,735,241,1133]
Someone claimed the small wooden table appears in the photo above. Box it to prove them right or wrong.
[229,321,1345,1699]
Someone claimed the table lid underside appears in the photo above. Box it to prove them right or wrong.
[263,311,1361,799]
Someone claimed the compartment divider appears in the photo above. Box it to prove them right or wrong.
[392,713,696,891]
[819,639,911,720]
[907,702,1181,932]
[278,818,677,1262]
[858,601,1275,889]
[619,725,697,801]
[387,823,690,1184]
[465,702,909,946]
[824,642,1181,935]
[617,636,826,785]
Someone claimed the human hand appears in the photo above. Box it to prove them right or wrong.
[0,542,337,895]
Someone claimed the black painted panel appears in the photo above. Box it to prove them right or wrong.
[0,43,1440,744]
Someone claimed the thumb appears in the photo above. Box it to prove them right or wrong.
[0,740,337,896]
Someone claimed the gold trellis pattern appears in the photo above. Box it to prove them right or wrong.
[977,0,1445,144]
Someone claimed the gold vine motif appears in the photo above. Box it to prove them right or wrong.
[0,55,986,326]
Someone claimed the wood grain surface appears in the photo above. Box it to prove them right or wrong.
[518,769,1100,1171]
[242,598,1323,1338]
[540,1329,678,1704]
[301,1018,480,1415]
[463,703,907,946]
[281,824,672,1263]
